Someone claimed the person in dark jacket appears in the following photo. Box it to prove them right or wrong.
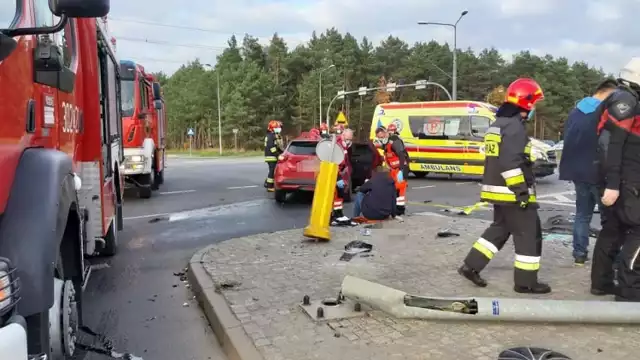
[352,166,397,220]
[559,79,617,265]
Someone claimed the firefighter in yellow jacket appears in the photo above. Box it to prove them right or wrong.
[264,120,284,192]
[458,78,551,294]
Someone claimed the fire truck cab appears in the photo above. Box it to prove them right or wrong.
[0,0,122,359]
[120,60,166,198]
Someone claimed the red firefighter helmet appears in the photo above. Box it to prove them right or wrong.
[309,128,321,137]
[320,123,329,131]
[505,78,544,111]
[267,120,282,131]
[386,123,398,134]
[333,124,345,134]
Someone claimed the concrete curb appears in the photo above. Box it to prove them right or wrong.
[188,247,265,360]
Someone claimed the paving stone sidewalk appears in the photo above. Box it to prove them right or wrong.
[198,212,639,360]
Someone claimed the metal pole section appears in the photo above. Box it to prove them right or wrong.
[217,71,222,155]
[341,276,640,324]
[319,72,322,128]
[325,81,452,123]
[318,65,335,127]
[418,11,467,101]
[452,25,457,100]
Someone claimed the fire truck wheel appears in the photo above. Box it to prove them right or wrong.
[102,217,118,256]
[139,172,154,199]
[49,278,78,358]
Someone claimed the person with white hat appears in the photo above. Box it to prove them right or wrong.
[591,57,640,302]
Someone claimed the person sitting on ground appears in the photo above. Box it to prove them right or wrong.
[352,165,397,221]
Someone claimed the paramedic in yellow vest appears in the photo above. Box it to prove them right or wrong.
[458,78,551,294]
[264,120,284,192]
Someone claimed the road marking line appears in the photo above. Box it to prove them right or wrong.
[160,190,196,195]
[412,185,436,189]
[124,213,170,220]
[227,185,259,189]
[536,190,575,198]
[537,200,575,207]
[455,182,471,185]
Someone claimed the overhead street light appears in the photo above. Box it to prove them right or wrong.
[418,10,469,100]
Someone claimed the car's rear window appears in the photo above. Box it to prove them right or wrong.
[287,141,317,155]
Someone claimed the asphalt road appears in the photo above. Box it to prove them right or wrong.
[80,156,585,360]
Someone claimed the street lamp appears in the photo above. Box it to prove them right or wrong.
[318,64,335,127]
[418,10,468,100]
[205,63,223,155]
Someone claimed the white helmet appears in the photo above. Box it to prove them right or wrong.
[619,58,640,88]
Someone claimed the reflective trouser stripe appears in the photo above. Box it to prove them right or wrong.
[265,156,277,162]
[472,238,499,259]
[514,254,540,271]
[396,196,405,206]
[333,201,343,210]
[266,178,274,183]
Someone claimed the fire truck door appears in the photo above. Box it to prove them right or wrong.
[97,42,122,180]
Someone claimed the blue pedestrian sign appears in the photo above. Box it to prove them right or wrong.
[187,128,194,136]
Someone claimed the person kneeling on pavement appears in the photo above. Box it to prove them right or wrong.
[352,165,397,221]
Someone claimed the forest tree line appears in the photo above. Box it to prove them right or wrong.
[151,28,610,150]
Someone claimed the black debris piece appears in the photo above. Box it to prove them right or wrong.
[498,346,571,359]
[436,229,460,238]
[339,240,373,261]
[542,214,600,238]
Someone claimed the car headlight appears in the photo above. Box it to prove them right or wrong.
[0,258,19,315]
[126,155,144,163]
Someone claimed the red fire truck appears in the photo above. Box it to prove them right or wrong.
[120,60,167,198]
[0,0,122,359]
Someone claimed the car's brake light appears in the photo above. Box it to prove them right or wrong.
[278,155,287,161]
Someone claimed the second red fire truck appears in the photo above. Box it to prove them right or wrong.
[0,0,123,358]
[120,60,167,198]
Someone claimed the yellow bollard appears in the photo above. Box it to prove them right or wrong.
[304,134,345,241]
[303,161,339,240]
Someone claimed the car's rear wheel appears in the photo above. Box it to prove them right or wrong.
[274,190,287,203]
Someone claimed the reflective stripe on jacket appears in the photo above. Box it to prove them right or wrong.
[480,115,537,205]
[264,132,283,162]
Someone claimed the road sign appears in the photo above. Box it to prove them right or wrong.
[335,111,348,125]
[358,87,367,96]
[337,90,346,99]
[187,128,194,136]
[232,128,238,134]
[386,82,396,92]
[415,79,427,90]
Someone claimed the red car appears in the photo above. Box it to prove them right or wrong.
[274,133,376,203]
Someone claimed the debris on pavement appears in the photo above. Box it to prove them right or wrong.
[542,214,600,238]
[173,268,188,282]
[339,240,373,261]
[436,229,460,238]
[76,325,144,360]
[214,280,241,292]
[364,223,383,229]
[498,347,571,360]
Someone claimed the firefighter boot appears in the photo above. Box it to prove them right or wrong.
[513,282,551,294]
[458,264,487,287]
[396,205,406,216]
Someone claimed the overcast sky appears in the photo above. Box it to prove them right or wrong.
[3,0,639,75]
